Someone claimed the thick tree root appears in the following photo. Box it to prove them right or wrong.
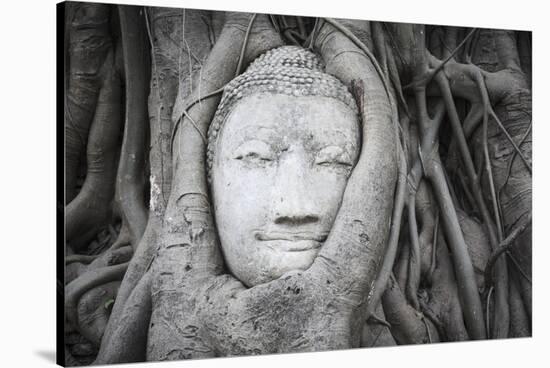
[95,272,152,364]
[65,3,112,203]
[66,48,122,252]
[115,5,150,248]
[382,275,439,344]
[65,262,129,337]
[77,281,120,346]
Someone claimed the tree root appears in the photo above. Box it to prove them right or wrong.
[382,274,439,345]
[65,262,129,337]
[406,190,422,310]
[77,281,120,346]
[425,233,469,341]
[65,3,113,203]
[362,304,397,347]
[115,5,150,249]
[508,268,531,337]
[97,215,159,358]
[66,47,122,252]
[484,214,532,291]
[95,271,152,364]
[366,140,407,317]
[66,254,99,266]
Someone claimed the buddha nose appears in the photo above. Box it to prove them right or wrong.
[271,149,320,226]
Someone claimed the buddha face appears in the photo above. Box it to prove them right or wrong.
[211,93,360,287]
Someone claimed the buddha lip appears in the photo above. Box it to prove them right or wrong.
[254,231,328,243]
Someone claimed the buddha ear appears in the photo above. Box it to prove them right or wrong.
[309,20,398,307]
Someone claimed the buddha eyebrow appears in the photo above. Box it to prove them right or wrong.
[234,126,280,143]
[236,125,277,135]
[304,131,357,151]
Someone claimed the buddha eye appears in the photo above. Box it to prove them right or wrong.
[315,146,353,168]
[233,140,275,164]
[235,152,273,162]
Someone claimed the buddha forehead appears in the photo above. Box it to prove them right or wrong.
[218,93,360,152]
[206,46,360,179]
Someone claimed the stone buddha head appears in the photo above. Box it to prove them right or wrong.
[207,46,361,287]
